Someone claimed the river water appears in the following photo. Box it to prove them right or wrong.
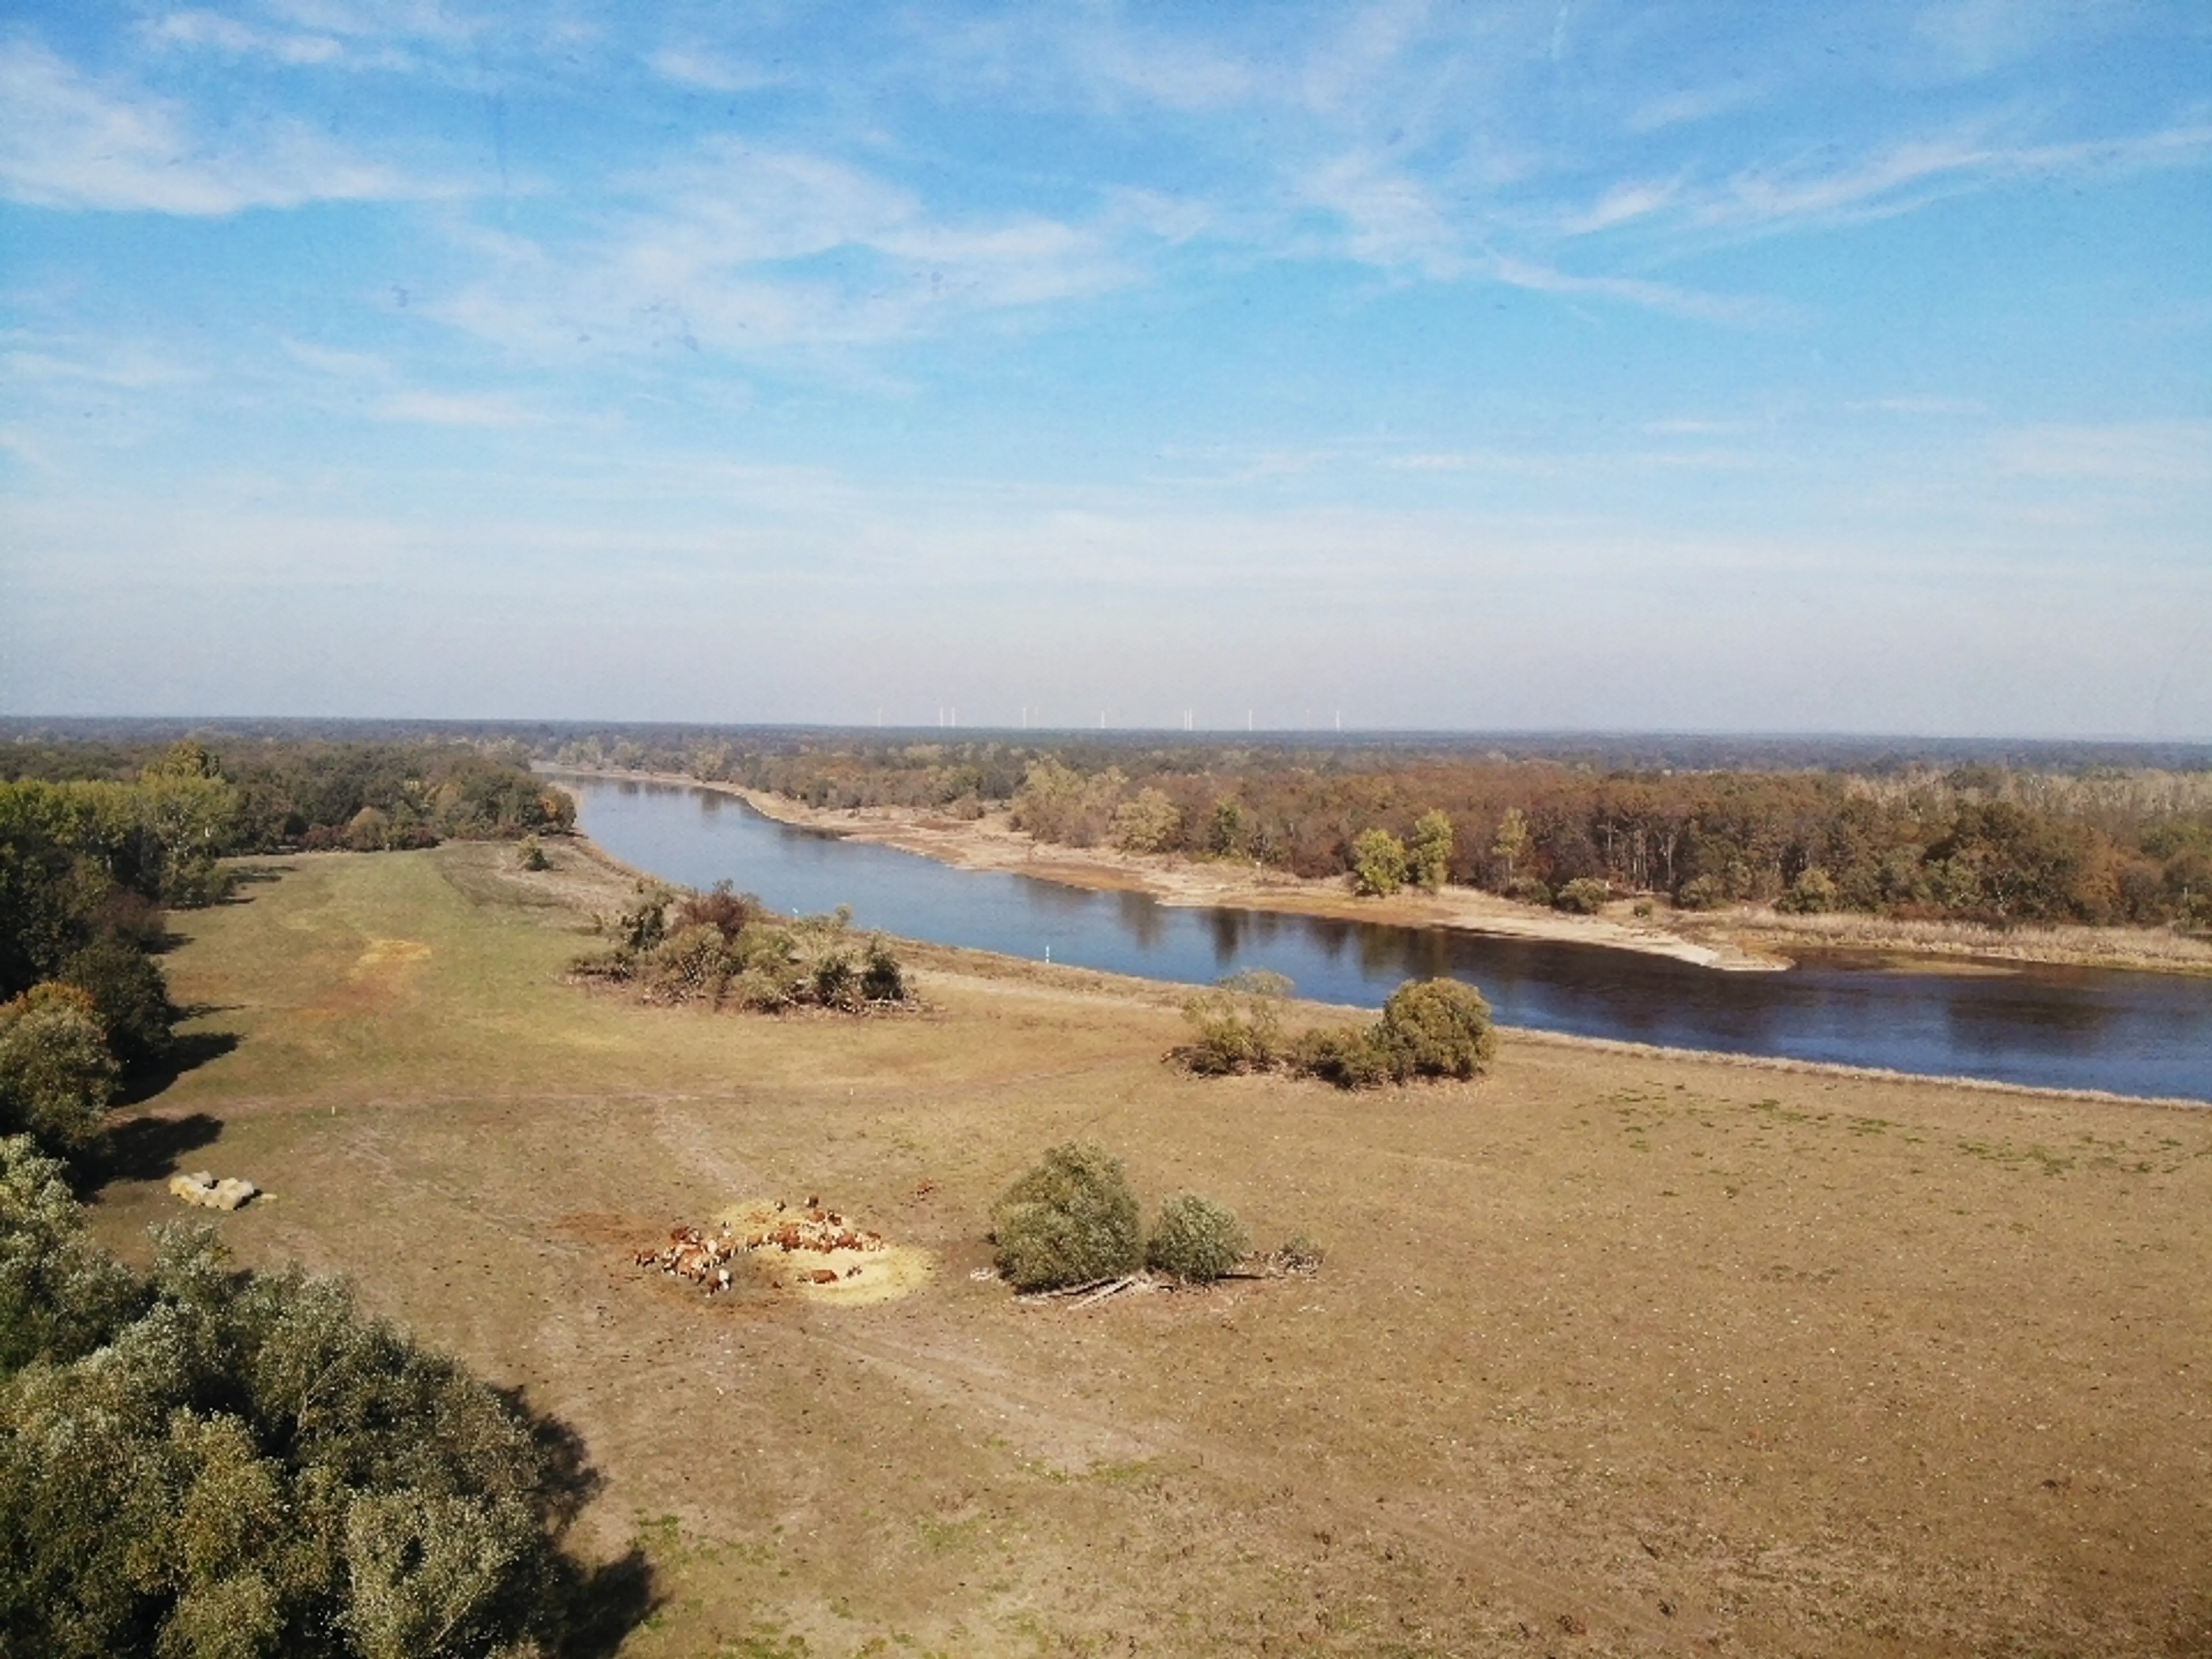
[561,778,2211,1104]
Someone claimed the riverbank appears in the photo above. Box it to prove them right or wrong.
[547,768,2212,978]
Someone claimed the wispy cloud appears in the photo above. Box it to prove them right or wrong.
[0,40,425,213]
[1487,256,1791,327]
[429,140,1161,357]
[645,46,779,94]
[147,10,345,66]
[1692,119,2212,233]
[1996,420,2212,484]
[368,390,544,427]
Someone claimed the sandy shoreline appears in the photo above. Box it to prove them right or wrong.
[548,768,1784,971]
[544,767,2212,978]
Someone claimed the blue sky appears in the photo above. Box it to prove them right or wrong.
[3,2,2208,736]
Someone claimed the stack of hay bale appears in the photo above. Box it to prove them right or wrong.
[168,1171,258,1211]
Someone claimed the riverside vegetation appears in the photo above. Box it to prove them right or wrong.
[542,728,2212,937]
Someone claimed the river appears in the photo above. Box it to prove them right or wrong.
[561,777,2211,1104]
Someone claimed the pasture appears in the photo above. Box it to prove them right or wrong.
[90,841,2212,1657]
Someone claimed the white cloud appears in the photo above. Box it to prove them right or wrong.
[148,10,344,65]
[1995,420,2212,484]
[645,46,777,94]
[368,390,544,426]
[1487,256,1789,327]
[429,140,1154,357]
[0,40,422,213]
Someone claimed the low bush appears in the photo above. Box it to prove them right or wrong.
[1175,969,1291,1075]
[989,1142,1143,1291]
[1553,876,1610,914]
[1146,1193,1248,1282]
[1371,978,1498,1080]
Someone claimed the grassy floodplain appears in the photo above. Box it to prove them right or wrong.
[90,838,2212,1657]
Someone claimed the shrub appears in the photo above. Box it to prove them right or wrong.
[673,880,762,940]
[1779,866,1839,914]
[1289,1025,1393,1088]
[1408,810,1454,891]
[1676,874,1730,911]
[516,835,550,871]
[1350,829,1408,896]
[989,1142,1143,1291]
[1505,875,1552,907]
[1146,1193,1248,1282]
[1372,978,1498,1081]
[0,984,118,1157]
[60,937,177,1071]
[0,1138,594,1659]
[1554,876,1610,914]
[1175,969,1291,1075]
[860,936,908,1002]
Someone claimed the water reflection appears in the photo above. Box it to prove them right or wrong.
[560,777,2212,1103]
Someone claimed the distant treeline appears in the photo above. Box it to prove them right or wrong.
[545,732,2212,930]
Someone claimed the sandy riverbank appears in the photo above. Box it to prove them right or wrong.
[550,767,2212,978]
[550,769,1786,970]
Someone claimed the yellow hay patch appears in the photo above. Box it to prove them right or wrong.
[350,938,432,979]
[718,1199,934,1307]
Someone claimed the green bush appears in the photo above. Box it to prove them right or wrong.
[1289,1025,1393,1088]
[0,983,118,1157]
[1554,876,1610,914]
[1350,829,1408,897]
[516,835,550,872]
[989,1142,1143,1291]
[1176,969,1291,1075]
[1779,866,1839,914]
[1146,1193,1248,1282]
[1505,875,1552,907]
[860,936,907,1002]
[0,1136,594,1659]
[60,936,177,1071]
[1372,978,1498,1080]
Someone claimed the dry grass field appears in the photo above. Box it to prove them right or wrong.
[86,840,2212,1657]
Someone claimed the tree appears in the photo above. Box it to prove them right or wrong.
[1490,808,1530,889]
[1109,788,1181,855]
[1350,829,1408,897]
[989,1142,1143,1291]
[0,984,118,1157]
[1409,810,1454,891]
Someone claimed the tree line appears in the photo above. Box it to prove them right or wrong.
[540,732,2212,930]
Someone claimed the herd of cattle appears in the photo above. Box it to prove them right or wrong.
[634,1197,888,1293]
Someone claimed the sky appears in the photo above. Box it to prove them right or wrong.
[2,1,2209,737]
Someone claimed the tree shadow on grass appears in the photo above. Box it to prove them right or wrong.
[113,1024,243,1107]
[559,1548,658,1659]
[495,1387,662,1657]
[214,862,294,904]
[90,1111,226,1191]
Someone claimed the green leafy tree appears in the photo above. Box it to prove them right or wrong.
[1490,808,1530,889]
[1350,829,1408,897]
[1409,810,1454,891]
[989,1142,1143,1291]
[0,984,119,1157]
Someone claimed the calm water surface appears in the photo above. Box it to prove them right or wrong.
[562,778,2211,1104]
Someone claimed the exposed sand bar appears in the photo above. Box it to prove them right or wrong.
[549,767,2212,977]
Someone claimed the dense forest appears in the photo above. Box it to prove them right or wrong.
[538,729,2212,931]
